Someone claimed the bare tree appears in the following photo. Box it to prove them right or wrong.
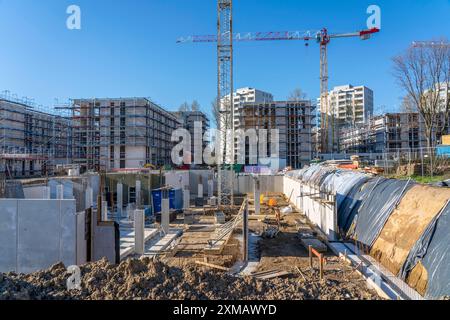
[392,42,450,174]
[211,98,221,128]
[179,102,190,112]
[399,95,417,113]
[288,88,307,101]
[191,100,200,112]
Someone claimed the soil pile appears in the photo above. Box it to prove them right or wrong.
[0,257,379,300]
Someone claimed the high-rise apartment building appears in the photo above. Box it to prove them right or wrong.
[172,110,210,164]
[318,85,374,128]
[237,100,315,169]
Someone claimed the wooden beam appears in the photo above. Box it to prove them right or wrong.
[195,261,230,272]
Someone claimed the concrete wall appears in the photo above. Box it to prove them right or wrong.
[0,199,78,273]
[189,170,215,196]
[23,185,47,199]
[235,175,284,194]
[165,171,190,190]
[283,176,337,240]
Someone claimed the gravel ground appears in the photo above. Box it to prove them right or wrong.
[0,257,380,300]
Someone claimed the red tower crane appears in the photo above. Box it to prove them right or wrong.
[178,27,379,154]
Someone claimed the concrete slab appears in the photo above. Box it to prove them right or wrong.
[120,228,159,260]
[300,238,328,253]
[144,229,183,256]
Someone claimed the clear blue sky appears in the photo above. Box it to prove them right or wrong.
[1,0,450,122]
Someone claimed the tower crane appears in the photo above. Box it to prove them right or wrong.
[177,0,379,209]
[178,27,379,154]
[412,41,450,48]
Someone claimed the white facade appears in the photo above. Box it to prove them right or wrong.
[219,88,274,163]
[221,87,274,131]
[318,85,374,127]
[436,82,449,111]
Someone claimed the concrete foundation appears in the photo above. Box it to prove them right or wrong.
[85,187,93,209]
[57,184,64,200]
[102,201,108,221]
[117,183,123,218]
[136,180,141,207]
[134,210,145,255]
[43,187,51,199]
[208,179,214,198]
[254,178,261,216]
[183,186,190,210]
[198,184,204,199]
[161,196,170,234]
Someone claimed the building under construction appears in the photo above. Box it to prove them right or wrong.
[339,112,450,155]
[237,100,315,169]
[69,98,179,172]
[0,95,72,179]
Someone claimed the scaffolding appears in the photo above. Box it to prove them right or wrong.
[63,98,178,173]
[238,101,316,169]
[0,91,72,179]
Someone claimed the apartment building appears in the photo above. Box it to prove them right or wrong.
[219,88,274,162]
[0,97,72,179]
[237,100,315,169]
[70,98,179,171]
[221,87,274,130]
[318,85,374,128]
[171,110,210,164]
[340,113,426,154]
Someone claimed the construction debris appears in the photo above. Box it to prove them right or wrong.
[262,226,280,239]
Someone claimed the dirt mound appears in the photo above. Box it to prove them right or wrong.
[0,257,380,300]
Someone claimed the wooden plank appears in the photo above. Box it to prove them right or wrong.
[195,261,230,272]
[252,270,290,280]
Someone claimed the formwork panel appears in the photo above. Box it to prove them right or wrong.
[0,200,18,272]
[17,200,61,274]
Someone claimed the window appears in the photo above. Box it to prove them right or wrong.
[129,187,136,204]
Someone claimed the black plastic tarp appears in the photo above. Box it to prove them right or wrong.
[346,178,414,247]
[400,201,450,299]
[337,178,376,235]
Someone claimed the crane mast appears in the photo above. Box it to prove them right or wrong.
[217,0,234,210]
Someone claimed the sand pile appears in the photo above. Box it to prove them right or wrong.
[0,258,379,300]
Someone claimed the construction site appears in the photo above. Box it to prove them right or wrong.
[1,0,450,303]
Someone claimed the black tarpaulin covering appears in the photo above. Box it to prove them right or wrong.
[345,178,414,246]
[337,177,377,235]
